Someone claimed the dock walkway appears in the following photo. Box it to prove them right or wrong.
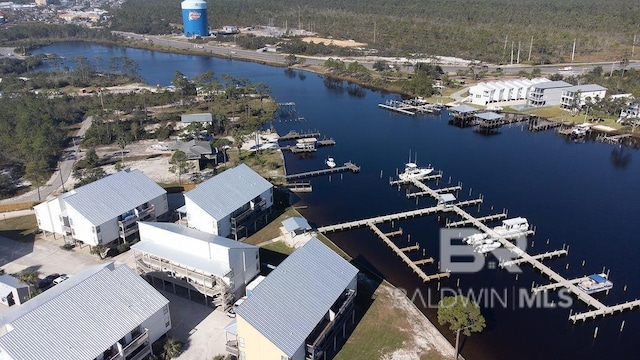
[285,162,360,181]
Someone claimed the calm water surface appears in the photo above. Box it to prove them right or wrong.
[34,43,640,359]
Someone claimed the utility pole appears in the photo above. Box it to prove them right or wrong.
[633,34,637,58]
[298,6,301,31]
[571,38,576,62]
[610,62,615,77]
[373,21,376,44]
[528,35,533,62]
[510,41,514,65]
[517,41,521,64]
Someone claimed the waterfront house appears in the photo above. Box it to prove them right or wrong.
[560,84,607,110]
[527,81,573,107]
[168,139,215,170]
[34,169,168,246]
[183,163,273,240]
[0,263,171,360]
[132,221,260,305]
[226,238,359,360]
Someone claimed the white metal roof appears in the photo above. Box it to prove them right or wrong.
[235,238,358,357]
[184,163,273,220]
[0,263,169,360]
[563,84,607,93]
[476,112,505,121]
[181,113,213,123]
[531,80,572,90]
[133,222,256,278]
[282,217,312,232]
[63,169,166,225]
[450,104,478,114]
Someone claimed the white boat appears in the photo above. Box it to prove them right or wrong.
[398,162,434,181]
[570,123,590,137]
[493,217,529,237]
[577,273,613,294]
[463,233,489,246]
[326,157,336,168]
[474,241,501,254]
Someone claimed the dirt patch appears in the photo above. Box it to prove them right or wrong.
[302,37,367,48]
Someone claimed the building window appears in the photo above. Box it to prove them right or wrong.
[163,304,169,314]
[165,319,170,327]
[281,356,288,360]
[239,351,246,360]
[256,263,259,271]
[68,218,73,225]
[96,225,101,233]
[238,337,245,348]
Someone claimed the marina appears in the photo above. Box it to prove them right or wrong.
[316,165,640,324]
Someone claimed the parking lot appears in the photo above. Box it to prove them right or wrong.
[0,234,232,359]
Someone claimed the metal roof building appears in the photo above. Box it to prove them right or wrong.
[0,263,170,360]
[180,113,213,126]
[132,222,260,300]
[183,163,274,239]
[34,169,169,246]
[232,238,359,360]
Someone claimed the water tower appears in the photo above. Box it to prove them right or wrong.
[181,0,208,37]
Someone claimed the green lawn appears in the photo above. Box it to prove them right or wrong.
[523,106,624,130]
[0,214,39,242]
[262,240,295,255]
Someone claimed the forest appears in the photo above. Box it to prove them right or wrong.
[107,0,640,64]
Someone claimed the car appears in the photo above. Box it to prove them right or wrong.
[53,275,69,285]
[226,296,247,318]
[45,273,60,282]
[36,278,53,290]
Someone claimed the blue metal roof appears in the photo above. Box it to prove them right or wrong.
[184,163,273,220]
[235,238,358,357]
[589,274,607,283]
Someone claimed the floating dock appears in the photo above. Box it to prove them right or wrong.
[285,162,360,181]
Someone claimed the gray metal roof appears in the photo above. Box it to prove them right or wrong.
[450,104,478,114]
[476,112,505,121]
[530,80,572,90]
[0,263,169,360]
[181,113,213,123]
[133,222,256,277]
[184,163,273,220]
[235,238,358,357]
[0,275,27,297]
[169,140,213,160]
[563,84,607,93]
[282,217,312,232]
[63,169,166,225]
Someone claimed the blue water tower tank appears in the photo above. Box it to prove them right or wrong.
[181,0,208,37]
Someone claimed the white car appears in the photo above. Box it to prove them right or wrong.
[53,275,69,285]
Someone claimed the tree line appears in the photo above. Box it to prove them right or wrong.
[107,0,640,64]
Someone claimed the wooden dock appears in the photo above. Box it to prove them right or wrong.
[597,133,631,144]
[285,162,360,181]
[278,130,321,141]
[390,172,442,186]
[570,299,640,322]
[446,211,508,228]
[283,182,312,193]
[368,223,449,282]
[407,185,462,199]
[500,248,568,268]
[528,118,563,132]
[378,99,443,116]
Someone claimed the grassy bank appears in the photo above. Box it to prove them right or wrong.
[0,214,38,242]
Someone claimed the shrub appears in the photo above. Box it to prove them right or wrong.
[117,243,130,254]
[60,243,74,251]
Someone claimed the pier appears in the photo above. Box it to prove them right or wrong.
[528,117,564,132]
[285,162,361,181]
[278,130,321,141]
[596,133,632,144]
[282,182,312,193]
[378,99,443,116]
[315,166,640,322]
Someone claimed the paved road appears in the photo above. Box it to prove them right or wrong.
[0,116,92,205]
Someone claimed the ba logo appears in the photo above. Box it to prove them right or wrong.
[188,11,200,21]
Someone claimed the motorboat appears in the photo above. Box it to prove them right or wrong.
[570,123,590,137]
[463,233,490,246]
[577,274,613,294]
[474,241,501,254]
[326,157,336,168]
[398,162,434,181]
[493,217,529,237]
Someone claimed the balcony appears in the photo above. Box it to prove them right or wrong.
[105,329,151,360]
[119,205,155,238]
[226,340,239,357]
[305,289,356,360]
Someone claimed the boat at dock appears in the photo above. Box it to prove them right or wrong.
[577,273,613,294]
[398,162,434,181]
[493,217,530,237]
[326,157,336,168]
[474,240,501,254]
[464,233,490,246]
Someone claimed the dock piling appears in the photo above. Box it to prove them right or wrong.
[620,321,625,332]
